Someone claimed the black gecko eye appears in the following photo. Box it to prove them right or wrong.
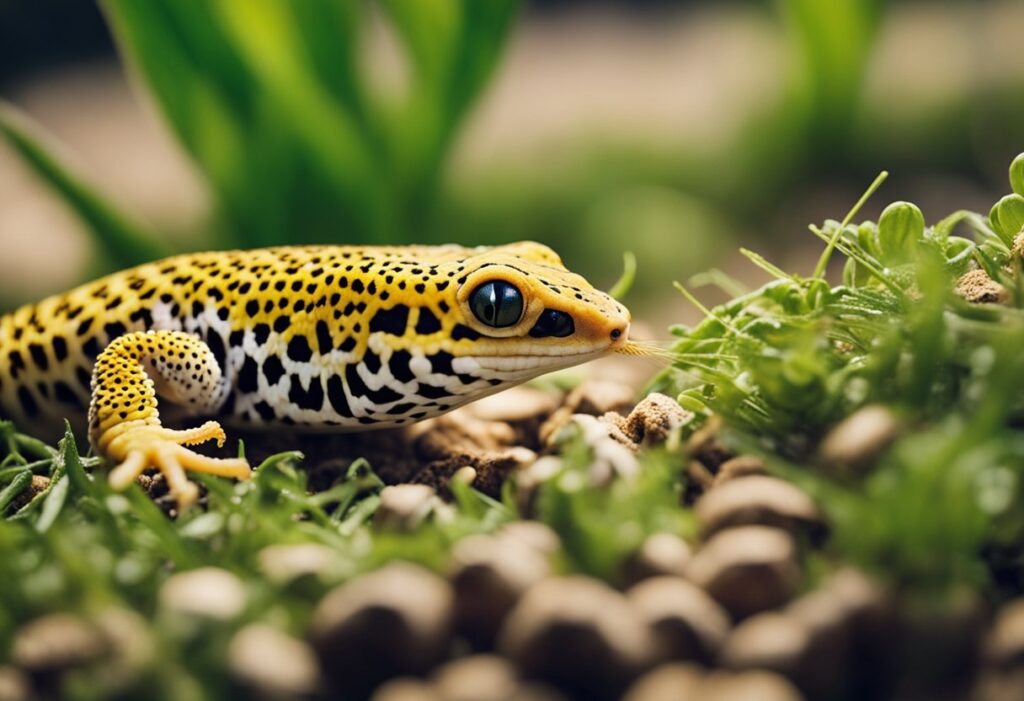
[529,309,575,338]
[470,280,524,328]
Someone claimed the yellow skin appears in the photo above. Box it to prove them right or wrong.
[0,242,631,508]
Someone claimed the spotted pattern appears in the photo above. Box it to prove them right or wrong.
[0,243,631,443]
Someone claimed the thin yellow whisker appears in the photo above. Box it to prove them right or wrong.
[615,340,676,360]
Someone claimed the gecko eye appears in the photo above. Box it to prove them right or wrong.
[470,281,523,328]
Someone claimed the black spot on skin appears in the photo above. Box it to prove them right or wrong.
[415,283,426,294]
[435,281,449,292]
[82,337,101,360]
[338,337,357,353]
[54,381,82,408]
[254,400,276,421]
[415,308,442,335]
[287,336,313,363]
[229,329,244,347]
[326,375,352,417]
[246,300,259,316]
[388,350,415,383]
[351,279,364,294]
[274,316,291,333]
[386,402,417,415]
[129,308,154,329]
[204,331,227,368]
[104,321,127,340]
[52,336,68,362]
[345,363,403,404]
[417,382,452,399]
[428,351,455,375]
[77,366,92,391]
[28,344,48,371]
[17,386,38,417]
[457,373,478,384]
[262,355,285,385]
[191,300,203,317]
[254,323,271,344]
[238,356,259,393]
[451,324,481,341]
[76,318,93,336]
[316,321,333,355]
[363,350,381,374]
[289,374,325,411]
[369,305,409,336]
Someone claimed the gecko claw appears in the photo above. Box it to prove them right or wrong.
[103,420,251,510]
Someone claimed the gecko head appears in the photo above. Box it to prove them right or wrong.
[443,242,631,381]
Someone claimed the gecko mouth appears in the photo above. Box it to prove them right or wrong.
[472,348,612,373]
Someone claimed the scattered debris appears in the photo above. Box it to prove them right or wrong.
[956,269,1010,305]
[498,576,657,700]
[695,475,824,542]
[622,532,693,584]
[818,405,900,474]
[374,484,449,531]
[228,624,321,699]
[158,567,248,621]
[685,526,801,619]
[310,563,454,697]
[450,534,552,649]
[628,576,731,664]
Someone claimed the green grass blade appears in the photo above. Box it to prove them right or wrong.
[0,103,170,268]
[608,251,637,300]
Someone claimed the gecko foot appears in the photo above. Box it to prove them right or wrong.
[103,420,252,509]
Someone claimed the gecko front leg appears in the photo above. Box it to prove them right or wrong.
[88,330,251,509]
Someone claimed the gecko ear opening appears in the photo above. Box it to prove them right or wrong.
[470,281,524,328]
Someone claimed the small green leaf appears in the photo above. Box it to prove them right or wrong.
[0,470,32,514]
[990,194,1024,246]
[1010,152,1024,197]
[878,201,924,263]
[179,512,226,540]
[58,422,94,498]
[35,475,70,533]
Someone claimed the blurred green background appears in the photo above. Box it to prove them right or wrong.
[1,0,1023,322]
